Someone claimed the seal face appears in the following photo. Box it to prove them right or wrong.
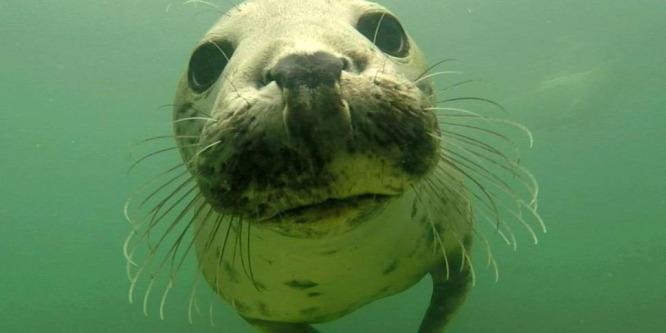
[125,1,544,332]
[174,0,440,230]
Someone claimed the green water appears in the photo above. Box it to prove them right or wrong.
[1,0,664,332]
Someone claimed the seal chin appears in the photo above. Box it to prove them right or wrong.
[256,193,394,236]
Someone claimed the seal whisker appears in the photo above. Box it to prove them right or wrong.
[430,79,481,96]
[151,193,202,276]
[373,56,390,84]
[419,173,478,279]
[443,151,531,232]
[415,58,457,81]
[232,218,243,280]
[437,97,507,113]
[138,170,191,209]
[448,139,537,209]
[188,274,202,323]
[446,148,527,206]
[439,138,514,183]
[173,117,215,124]
[142,275,156,315]
[183,0,218,8]
[412,184,451,280]
[165,198,207,275]
[437,129,517,175]
[179,207,218,323]
[414,71,464,85]
[473,230,500,281]
[159,201,209,321]
[429,156,518,250]
[125,176,192,274]
[211,215,234,294]
[192,140,223,160]
[439,120,521,155]
[208,299,215,328]
[159,280,174,320]
[129,185,198,290]
[463,251,477,286]
[435,160,502,229]
[436,157,543,247]
[236,217,251,280]
[207,39,251,108]
[163,103,213,118]
[431,107,534,148]
[372,12,386,45]
[437,132,538,209]
[142,178,196,233]
[371,13,390,84]
[434,165,512,244]
[422,167,468,218]
[129,147,180,173]
[441,135,530,194]
[177,204,216,273]
[246,219,260,291]
[124,163,187,224]
[135,135,201,145]
[127,182,197,285]
[437,125,543,237]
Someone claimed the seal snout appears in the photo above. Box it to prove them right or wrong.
[268,52,352,149]
[268,52,347,89]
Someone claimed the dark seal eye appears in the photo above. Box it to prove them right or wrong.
[188,40,235,93]
[356,12,410,58]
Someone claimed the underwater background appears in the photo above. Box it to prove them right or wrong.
[1,0,664,332]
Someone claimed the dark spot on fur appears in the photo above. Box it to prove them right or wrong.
[284,280,318,290]
[347,200,381,226]
[223,261,240,283]
[176,102,193,116]
[300,307,320,316]
[372,285,392,299]
[254,280,267,291]
[257,302,270,317]
[382,259,399,276]
[410,198,418,218]
[233,299,250,314]
[463,233,473,249]
[424,226,435,245]
[312,315,331,323]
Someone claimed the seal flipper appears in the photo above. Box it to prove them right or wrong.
[418,259,473,333]
[242,316,320,333]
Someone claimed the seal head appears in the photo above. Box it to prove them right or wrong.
[173,0,440,232]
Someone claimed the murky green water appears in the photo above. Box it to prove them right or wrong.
[1,0,664,332]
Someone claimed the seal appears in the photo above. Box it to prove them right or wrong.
[124,1,544,332]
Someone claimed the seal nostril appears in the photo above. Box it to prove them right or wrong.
[270,52,344,89]
[341,57,351,72]
[263,70,275,86]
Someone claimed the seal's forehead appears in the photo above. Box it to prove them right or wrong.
[202,0,391,42]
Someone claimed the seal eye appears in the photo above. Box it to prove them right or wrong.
[188,40,235,93]
[356,12,410,58]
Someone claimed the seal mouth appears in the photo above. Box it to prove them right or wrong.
[259,193,393,224]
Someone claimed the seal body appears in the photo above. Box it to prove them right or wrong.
[138,0,522,331]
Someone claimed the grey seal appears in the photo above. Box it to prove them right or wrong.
[124,0,544,332]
